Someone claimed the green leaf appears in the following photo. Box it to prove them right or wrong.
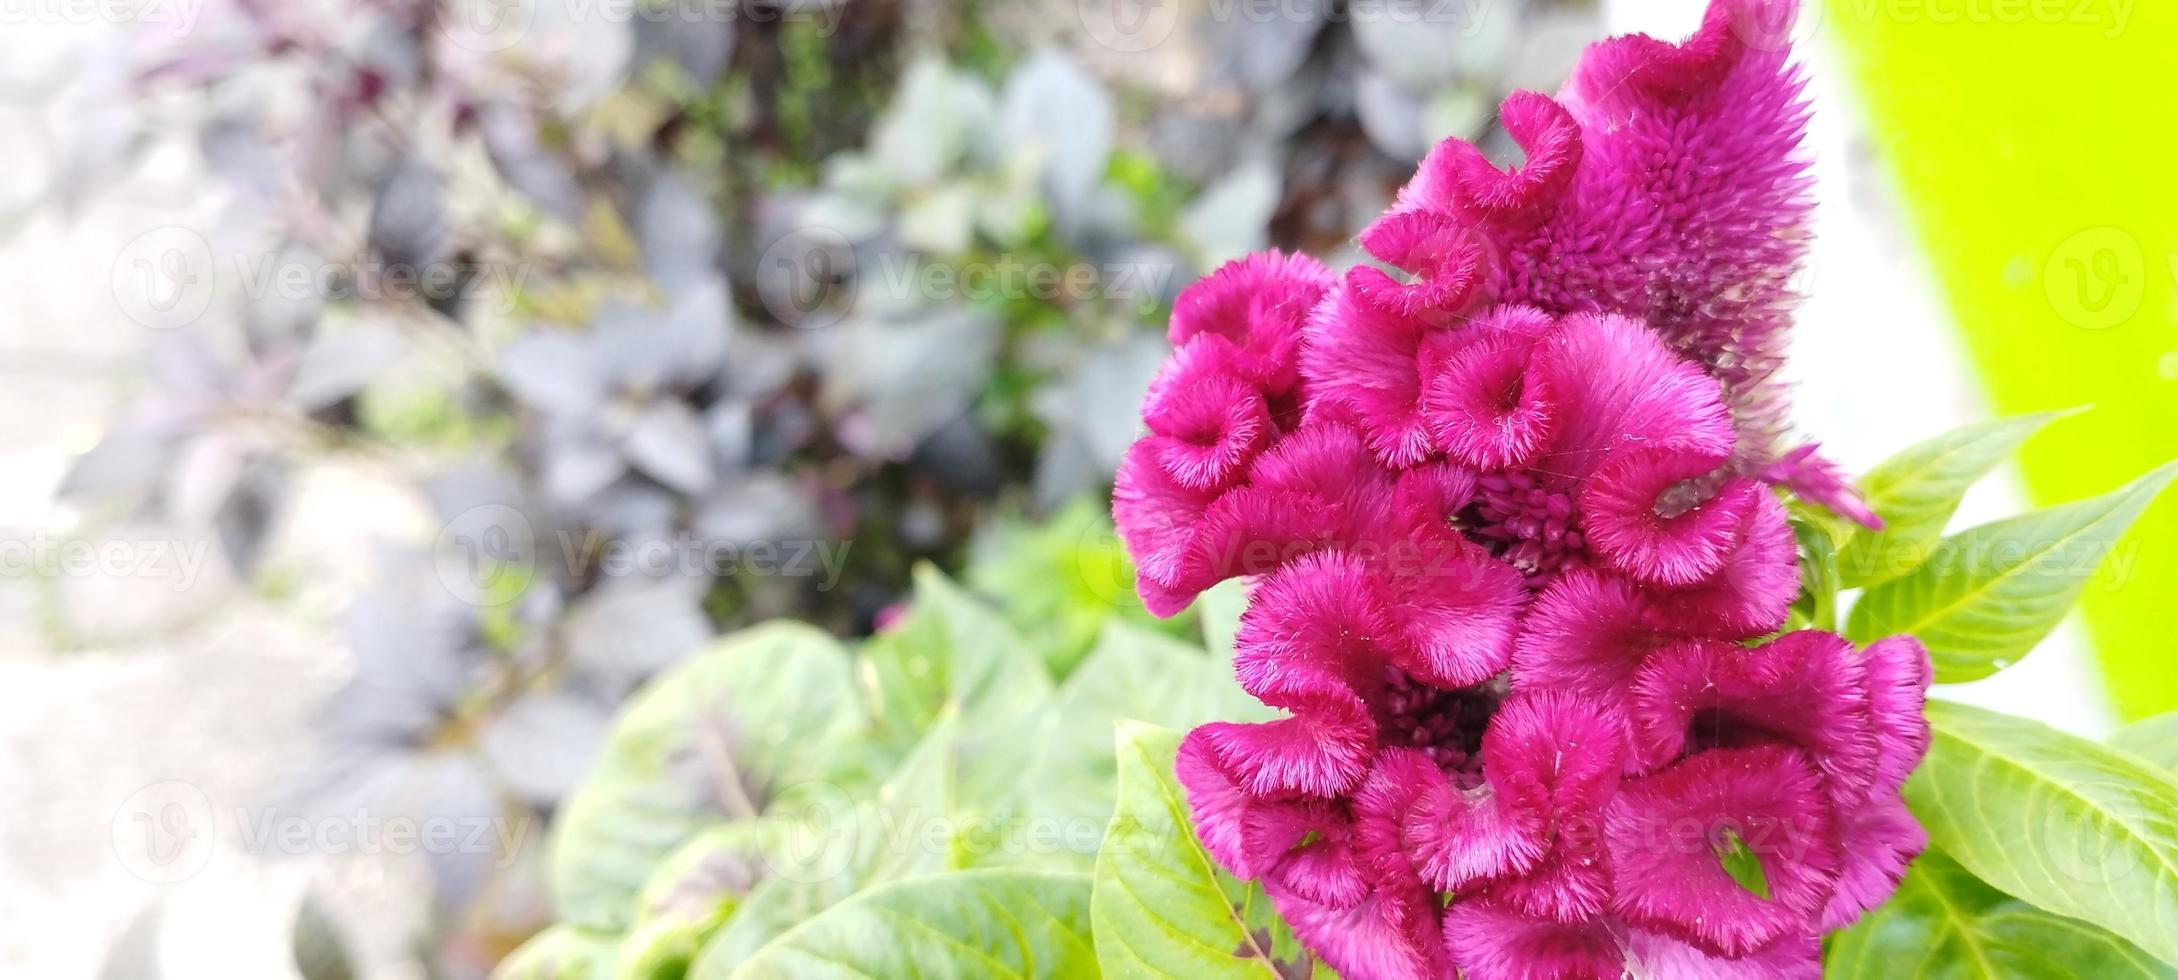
[1004,621,1268,863]
[616,824,767,980]
[1837,412,2072,588]
[966,499,1167,676]
[1845,461,2178,681]
[1198,578,1248,667]
[1906,700,2178,966]
[2110,714,2178,774]
[1788,507,1843,635]
[492,925,618,980]
[862,564,1053,752]
[1716,829,1773,902]
[1827,849,2178,978]
[704,869,1096,979]
[684,716,969,976]
[550,622,872,931]
[1092,723,1306,979]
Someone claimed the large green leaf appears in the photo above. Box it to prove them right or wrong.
[710,869,1096,979]
[1907,701,2178,966]
[1827,849,2177,978]
[966,499,1176,676]
[1845,461,2178,681]
[1837,413,2070,588]
[550,622,872,931]
[613,823,771,979]
[2110,714,2178,774]
[1826,4,2178,718]
[684,715,970,975]
[863,565,1053,752]
[1012,621,1269,862]
[492,925,618,980]
[1092,723,1305,979]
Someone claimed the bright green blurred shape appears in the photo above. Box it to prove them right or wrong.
[1825,0,2178,719]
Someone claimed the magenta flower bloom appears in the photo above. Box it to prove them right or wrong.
[1112,5,1934,975]
[1345,0,1875,526]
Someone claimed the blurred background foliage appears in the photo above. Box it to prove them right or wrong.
[40,0,1600,971]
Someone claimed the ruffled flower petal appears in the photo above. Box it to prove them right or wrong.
[1168,249,1335,397]
[1627,633,1880,802]
[1443,903,1625,980]
[1604,745,1842,957]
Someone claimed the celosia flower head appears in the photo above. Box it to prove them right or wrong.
[1112,2,1932,976]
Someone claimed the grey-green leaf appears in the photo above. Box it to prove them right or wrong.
[718,869,1096,979]
[1845,460,2178,681]
[550,622,871,931]
[1837,412,2071,588]
[1906,700,2178,967]
[2111,714,2178,774]
[1827,849,2178,978]
[1092,723,1306,979]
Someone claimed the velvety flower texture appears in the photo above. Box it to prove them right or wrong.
[1344,0,1875,527]
[1111,3,1933,977]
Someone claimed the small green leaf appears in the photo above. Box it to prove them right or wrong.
[713,869,1096,979]
[1715,829,1773,902]
[1789,508,1843,634]
[1837,412,2073,588]
[2111,714,2178,774]
[1846,461,2178,681]
[1827,849,2178,978]
[1092,722,1307,979]
[1906,700,2178,967]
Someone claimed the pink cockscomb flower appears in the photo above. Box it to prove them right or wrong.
[1345,0,1876,527]
[1111,5,1933,976]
